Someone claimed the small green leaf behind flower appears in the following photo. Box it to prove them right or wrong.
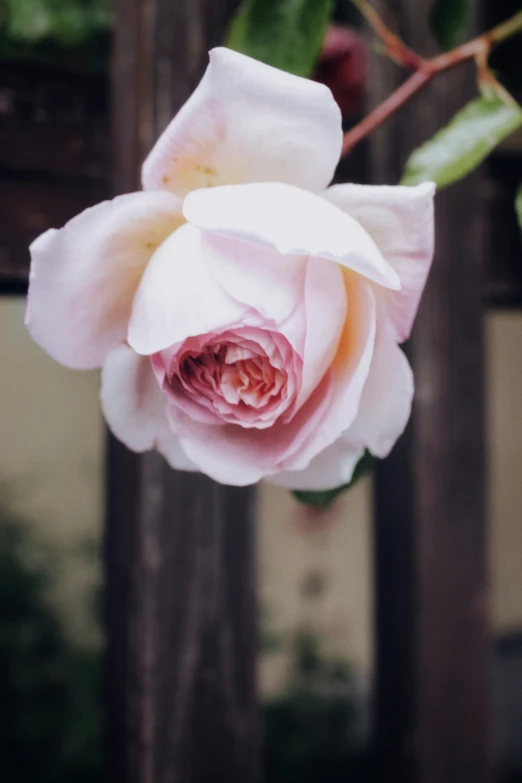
[225,0,334,77]
[430,0,470,51]
[293,450,377,509]
[402,93,522,190]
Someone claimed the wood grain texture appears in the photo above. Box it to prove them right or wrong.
[369,1,492,782]
[0,63,109,290]
[107,2,259,782]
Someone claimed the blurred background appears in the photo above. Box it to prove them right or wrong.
[1,0,522,781]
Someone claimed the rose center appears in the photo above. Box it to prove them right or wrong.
[179,343,285,411]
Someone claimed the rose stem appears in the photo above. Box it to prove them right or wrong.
[341,3,522,159]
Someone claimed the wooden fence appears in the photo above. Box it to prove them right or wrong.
[2,0,522,781]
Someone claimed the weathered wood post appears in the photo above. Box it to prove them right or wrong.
[105,2,260,782]
[370,1,492,782]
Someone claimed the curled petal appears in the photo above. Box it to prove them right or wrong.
[268,437,364,491]
[344,324,414,458]
[324,182,435,340]
[142,47,342,197]
[184,182,400,289]
[201,234,347,387]
[101,343,196,471]
[279,272,376,472]
[162,275,375,486]
[26,191,184,369]
[128,224,252,356]
[165,373,334,486]
[200,232,309,352]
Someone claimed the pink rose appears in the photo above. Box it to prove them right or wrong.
[26,48,435,489]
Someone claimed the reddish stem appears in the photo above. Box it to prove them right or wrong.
[341,69,431,157]
[341,5,522,159]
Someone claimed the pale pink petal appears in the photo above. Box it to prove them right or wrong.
[268,438,364,491]
[279,273,376,472]
[101,343,197,471]
[297,257,347,409]
[344,324,413,458]
[155,327,301,430]
[183,183,400,289]
[165,373,333,486]
[26,191,184,369]
[200,234,347,384]
[324,182,435,340]
[128,224,253,356]
[142,47,342,197]
[200,232,308,351]
[162,276,376,485]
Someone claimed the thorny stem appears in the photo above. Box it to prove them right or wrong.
[341,3,522,158]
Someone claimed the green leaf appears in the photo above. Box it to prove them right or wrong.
[402,94,522,190]
[430,0,469,51]
[225,0,334,77]
[515,183,522,235]
[293,450,377,509]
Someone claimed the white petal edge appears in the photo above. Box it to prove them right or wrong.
[345,324,414,458]
[324,181,435,341]
[184,183,400,290]
[101,343,197,471]
[128,223,252,356]
[26,191,184,369]
[268,438,364,491]
[142,47,342,197]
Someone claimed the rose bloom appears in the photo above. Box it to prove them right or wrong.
[26,48,435,490]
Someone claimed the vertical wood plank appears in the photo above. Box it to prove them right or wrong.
[370,1,492,782]
[106,2,259,782]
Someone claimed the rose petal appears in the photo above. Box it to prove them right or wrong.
[142,47,342,197]
[162,276,375,485]
[165,372,334,486]
[268,437,364,491]
[200,234,347,388]
[184,182,400,289]
[297,257,347,409]
[101,343,197,471]
[324,182,435,340]
[128,224,253,356]
[200,232,308,351]
[279,272,376,472]
[26,191,184,369]
[344,323,414,458]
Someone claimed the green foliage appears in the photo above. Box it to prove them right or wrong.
[402,94,522,189]
[264,630,367,783]
[225,0,334,77]
[1,0,111,45]
[430,0,469,51]
[0,508,101,782]
[293,450,376,508]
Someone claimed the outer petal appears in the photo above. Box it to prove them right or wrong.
[268,438,364,491]
[344,324,414,458]
[142,47,342,197]
[128,224,252,356]
[324,182,435,341]
[26,191,184,369]
[184,183,400,290]
[270,323,413,490]
[101,343,197,471]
